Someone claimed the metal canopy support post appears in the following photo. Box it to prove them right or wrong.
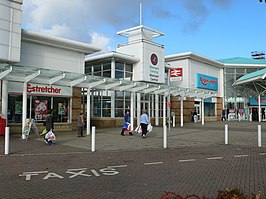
[70,76,87,87]
[181,97,184,127]
[155,94,159,126]
[201,98,205,125]
[130,92,134,131]
[87,88,91,135]
[22,82,27,139]
[143,86,160,94]
[259,94,261,122]
[49,73,65,84]
[119,83,136,91]
[25,70,40,82]
[0,66,12,79]
[163,95,166,127]
[131,84,149,93]
[105,81,121,90]
[88,79,106,89]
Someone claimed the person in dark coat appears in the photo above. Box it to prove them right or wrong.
[45,109,54,132]
[77,113,85,137]
[121,110,133,136]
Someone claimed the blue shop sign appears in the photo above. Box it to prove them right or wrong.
[196,74,218,91]
[250,96,266,106]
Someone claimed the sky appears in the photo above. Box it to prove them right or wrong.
[21,0,266,60]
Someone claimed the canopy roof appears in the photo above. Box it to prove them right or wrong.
[233,68,266,96]
[0,63,217,98]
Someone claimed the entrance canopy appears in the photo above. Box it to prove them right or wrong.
[0,63,217,98]
[233,68,266,95]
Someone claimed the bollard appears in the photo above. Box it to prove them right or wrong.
[5,127,10,155]
[173,116,175,127]
[163,125,167,148]
[91,126,95,152]
[225,124,228,145]
[258,125,262,148]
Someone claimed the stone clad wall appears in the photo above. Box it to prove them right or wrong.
[72,87,82,131]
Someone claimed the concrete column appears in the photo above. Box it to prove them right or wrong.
[155,94,159,126]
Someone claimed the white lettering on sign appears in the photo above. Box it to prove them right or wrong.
[19,166,127,181]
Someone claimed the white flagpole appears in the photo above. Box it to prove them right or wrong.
[140,0,142,25]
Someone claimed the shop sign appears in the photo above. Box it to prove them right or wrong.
[204,98,212,103]
[8,82,72,96]
[196,74,218,91]
[250,96,266,106]
[170,68,182,81]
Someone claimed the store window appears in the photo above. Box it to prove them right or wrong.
[204,102,215,116]
[8,95,70,124]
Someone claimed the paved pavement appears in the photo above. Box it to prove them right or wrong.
[0,121,266,198]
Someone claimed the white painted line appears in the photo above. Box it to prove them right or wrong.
[107,165,127,168]
[66,168,87,171]
[207,157,223,160]
[234,155,249,158]
[179,159,195,162]
[91,169,100,177]
[0,151,92,157]
[22,171,48,174]
[144,162,163,165]
[259,153,266,156]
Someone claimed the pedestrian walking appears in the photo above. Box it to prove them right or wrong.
[221,109,226,121]
[140,109,149,138]
[77,113,85,137]
[121,110,133,136]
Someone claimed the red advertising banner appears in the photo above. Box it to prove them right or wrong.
[34,100,48,121]
[170,68,183,81]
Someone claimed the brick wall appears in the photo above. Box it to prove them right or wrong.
[72,87,82,131]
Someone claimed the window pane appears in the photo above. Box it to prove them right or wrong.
[8,94,23,123]
[115,62,124,70]
[103,62,111,70]
[53,97,69,123]
[125,64,133,72]
[115,70,123,79]
[93,64,101,73]
[103,70,111,77]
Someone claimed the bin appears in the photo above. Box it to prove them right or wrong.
[0,117,6,136]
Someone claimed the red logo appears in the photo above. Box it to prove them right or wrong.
[27,83,62,94]
[170,68,182,77]
[200,77,217,86]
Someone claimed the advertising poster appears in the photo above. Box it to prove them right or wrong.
[58,103,66,115]
[15,101,22,114]
[34,100,48,121]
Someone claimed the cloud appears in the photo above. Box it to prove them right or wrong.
[21,0,233,48]
[40,24,72,38]
[89,32,112,53]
